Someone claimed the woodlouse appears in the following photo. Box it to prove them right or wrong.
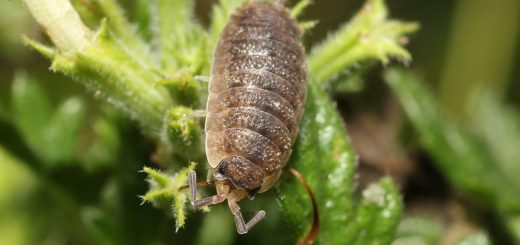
[189,0,307,234]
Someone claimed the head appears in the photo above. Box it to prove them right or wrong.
[214,156,264,199]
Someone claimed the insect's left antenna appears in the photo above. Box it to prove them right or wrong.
[188,171,228,208]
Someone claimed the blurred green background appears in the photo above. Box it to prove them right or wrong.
[0,0,519,244]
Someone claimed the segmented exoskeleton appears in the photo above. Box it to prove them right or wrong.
[189,0,307,234]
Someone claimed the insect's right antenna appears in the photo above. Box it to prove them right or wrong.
[288,167,319,245]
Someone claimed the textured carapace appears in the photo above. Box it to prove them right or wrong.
[206,0,307,196]
[190,0,307,234]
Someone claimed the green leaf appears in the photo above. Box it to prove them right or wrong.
[133,0,152,40]
[0,146,37,206]
[351,177,403,245]
[24,1,174,139]
[159,70,204,107]
[93,0,155,68]
[142,166,171,188]
[469,92,520,192]
[279,96,403,245]
[393,216,443,245]
[385,68,520,242]
[49,21,173,136]
[279,82,402,244]
[276,0,415,242]
[309,0,418,89]
[469,92,520,240]
[81,108,121,171]
[23,36,56,60]
[70,0,101,29]
[387,69,493,202]
[166,106,205,164]
[291,0,312,18]
[153,0,206,70]
[142,162,197,231]
[457,231,491,245]
[11,71,86,165]
[11,71,53,160]
[276,1,416,242]
[0,146,38,245]
[41,97,86,164]
[507,215,520,242]
[80,206,120,245]
[277,80,357,243]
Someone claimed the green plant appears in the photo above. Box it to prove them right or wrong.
[18,0,417,243]
[385,68,520,243]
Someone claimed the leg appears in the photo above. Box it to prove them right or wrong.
[188,171,228,209]
[228,196,266,234]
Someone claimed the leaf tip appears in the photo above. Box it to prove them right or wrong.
[23,36,56,59]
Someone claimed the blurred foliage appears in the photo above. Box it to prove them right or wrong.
[386,68,520,243]
[0,147,37,245]
[457,232,491,245]
[11,71,86,166]
[0,0,519,244]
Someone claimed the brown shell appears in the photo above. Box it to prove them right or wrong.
[206,1,307,193]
